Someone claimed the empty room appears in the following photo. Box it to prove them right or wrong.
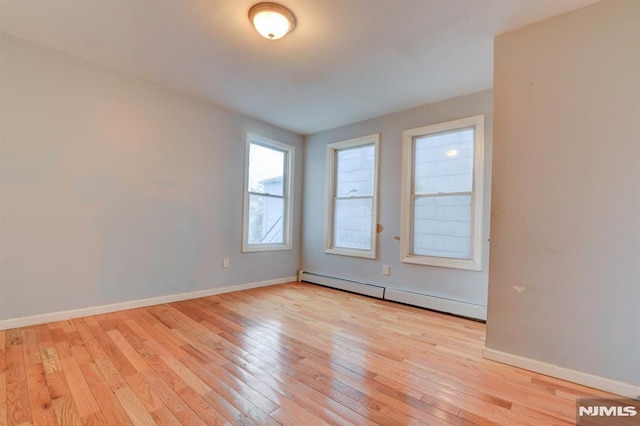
[0,0,638,424]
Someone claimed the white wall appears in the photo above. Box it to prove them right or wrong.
[0,34,303,322]
[302,90,492,306]
[487,0,640,387]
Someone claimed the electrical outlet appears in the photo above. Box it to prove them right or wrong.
[382,264,390,275]
[223,258,230,268]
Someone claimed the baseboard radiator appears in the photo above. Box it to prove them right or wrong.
[298,271,487,321]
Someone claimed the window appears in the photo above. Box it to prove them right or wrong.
[401,115,484,270]
[242,134,294,252]
[324,134,379,258]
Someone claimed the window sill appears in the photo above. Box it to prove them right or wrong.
[242,243,292,253]
[325,247,376,259]
[401,254,481,271]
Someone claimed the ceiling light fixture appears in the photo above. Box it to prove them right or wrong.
[249,3,296,40]
[445,149,459,158]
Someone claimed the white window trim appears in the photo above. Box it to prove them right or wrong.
[242,133,294,252]
[324,133,379,259]
[400,115,485,271]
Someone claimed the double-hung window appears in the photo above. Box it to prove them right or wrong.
[242,134,294,252]
[324,134,379,258]
[401,115,484,270]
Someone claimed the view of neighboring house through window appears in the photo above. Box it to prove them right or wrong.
[324,134,379,259]
[242,134,293,252]
[401,115,484,270]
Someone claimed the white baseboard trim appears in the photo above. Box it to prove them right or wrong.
[0,276,297,330]
[482,347,640,399]
[299,271,385,298]
[385,288,487,321]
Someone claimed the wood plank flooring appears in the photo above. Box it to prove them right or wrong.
[0,282,616,425]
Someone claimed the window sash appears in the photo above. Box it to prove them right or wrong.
[247,142,287,196]
[248,191,286,200]
[247,193,285,245]
[334,195,373,201]
[411,193,473,259]
[401,115,484,271]
[411,191,472,199]
[411,127,475,196]
[332,195,374,250]
[242,135,294,252]
[335,144,376,198]
[324,134,379,259]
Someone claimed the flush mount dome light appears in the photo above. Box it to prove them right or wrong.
[249,3,296,40]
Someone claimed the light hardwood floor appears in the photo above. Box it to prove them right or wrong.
[0,282,615,425]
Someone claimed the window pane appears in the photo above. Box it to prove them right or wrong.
[248,194,284,244]
[414,128,473,194]
[248,143,285,196]
[336,145,375,197]
[413,195,471,259]
[334,198,372,250]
